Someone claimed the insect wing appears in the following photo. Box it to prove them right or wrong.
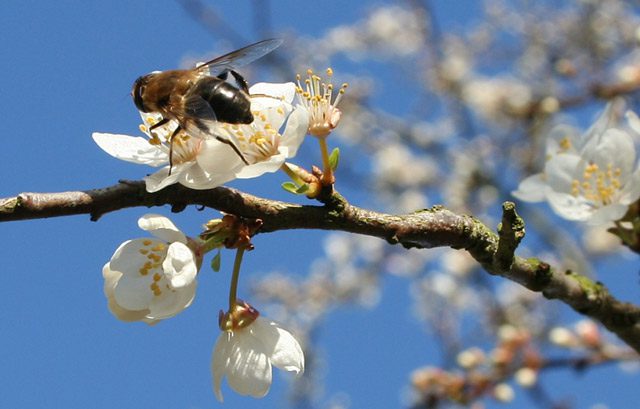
[195,38,283,76]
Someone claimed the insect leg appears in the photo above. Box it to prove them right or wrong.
[229,70,250,93]
[149,117,170,131]
[167,125,182,176]
[214,135,250,166]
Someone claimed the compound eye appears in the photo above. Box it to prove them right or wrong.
[132,76,149,112]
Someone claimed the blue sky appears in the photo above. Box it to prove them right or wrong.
[1,2,638,408]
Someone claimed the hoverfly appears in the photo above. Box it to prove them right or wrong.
[131,38,283,170]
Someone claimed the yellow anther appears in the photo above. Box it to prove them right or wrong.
[143,239,152,246]
[151,243,165,252]
[559,137,571,151]
[153,273,162,282]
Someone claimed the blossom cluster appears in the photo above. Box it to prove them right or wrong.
[102,214,305,401]
[93,66,348,403]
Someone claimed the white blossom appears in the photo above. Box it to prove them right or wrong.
[102,214,201,323]
[513,103,640,225]
[211,316,304,402]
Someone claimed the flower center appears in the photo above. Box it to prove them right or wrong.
[219,111,283,164]
[140,116,203,165]
[296,68,347,138]
[137,239,174,297]
[571,162,623,206]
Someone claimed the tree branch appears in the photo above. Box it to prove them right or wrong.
[2,180,640,354]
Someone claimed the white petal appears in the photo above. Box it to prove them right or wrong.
[280,106,310,158]
[545,190,592,221]
[196,139,246,177]
[179,162,236,190]
[225,331,272,398]
[144,166,184,193]
[138,214,186,244]
[92,132,168,166]
[113,273,154,311]
[588,129,635,176]
[108,238,157,277]
[546,124,581,155]
[258,105,290,132]
[582,102,619,145]
[587,204,628,226]
[162,242,197,288]
[250,82,296,109]
[545,154,581,193]
[235,152,287,179]
[512,173,547,202]
[618,168,640,204]
[626,110,640,135]
[147,281,197,319]
[212,329,272,400]
[250,318,305,374]
[212,332,232,402]
[102,262,150,322]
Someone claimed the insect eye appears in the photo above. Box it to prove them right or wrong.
[132,76,148,112]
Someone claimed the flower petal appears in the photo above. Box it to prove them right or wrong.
[250,82,296,109]
[586,128,636,177]
[545,190,592,221]
[280,106,310,158]
[512,173,547,202]
[212,332,232,402]
[147,281,197,319]
[138,214,186,244]
[179,161,236,190]
[212,329,273,401]
[235,151,287,179]
[618,167,640,204]
[196,139,246,177]
[108,238,157,277]
[224,331,272,399]
[545,153,582,193]
[92,132,168,166]
[250,318,304,374]
[102,263,151,322]
[113,273,155,311]
[587,204,628,226]
[144,166,186,193]
[162,242,197,288]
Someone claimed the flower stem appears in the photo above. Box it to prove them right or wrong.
[228,247,246,309]
[280,163,305,185]
[318,137,334,185]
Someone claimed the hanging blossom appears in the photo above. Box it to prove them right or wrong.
[513,103,640,225]
[102,214,203,324]
[211,301,304,402]
[92,82,309,192]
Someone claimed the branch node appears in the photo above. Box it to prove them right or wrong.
[494,201,525,272]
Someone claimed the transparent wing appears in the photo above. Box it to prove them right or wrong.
[194,38,283,76]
